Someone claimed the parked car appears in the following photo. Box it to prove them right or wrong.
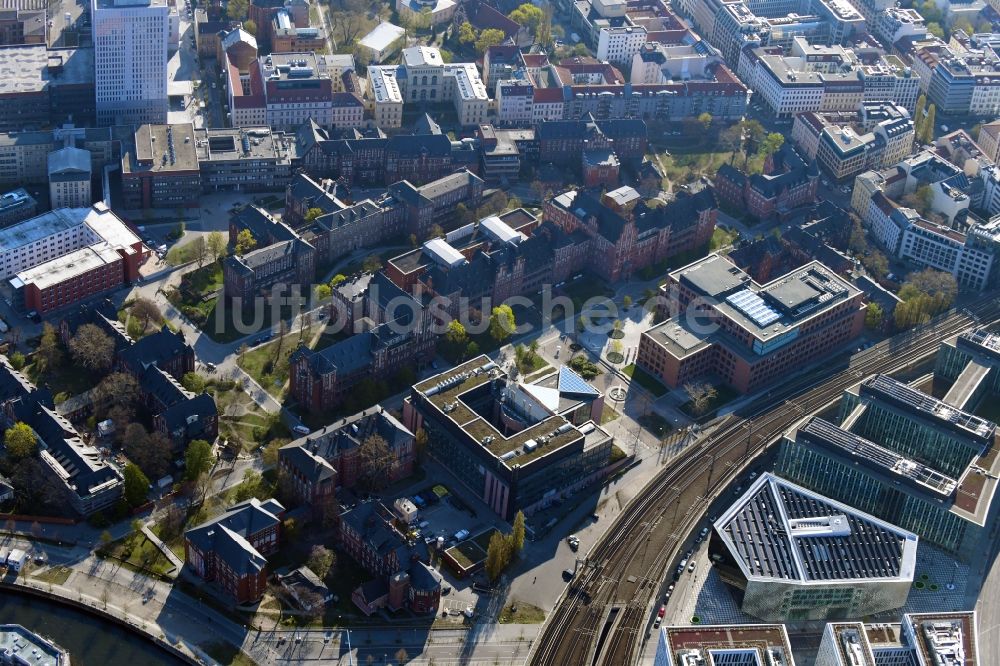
[567,535,580,551]
[562,568,574,581]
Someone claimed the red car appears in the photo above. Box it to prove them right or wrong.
[658,606,666,618]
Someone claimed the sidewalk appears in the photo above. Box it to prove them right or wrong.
[141,523,182,575]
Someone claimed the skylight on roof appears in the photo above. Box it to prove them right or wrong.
[726,289,781,327]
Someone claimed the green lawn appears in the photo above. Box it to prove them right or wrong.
[98,533,174,577]
[601,406,621,425]
[623,363,668,397]
[32,566,72,585]
[561,276,614,310]
[237,328,314,398]
[165,238,206,265]
[498,601,546,624]
[709,227,740,251]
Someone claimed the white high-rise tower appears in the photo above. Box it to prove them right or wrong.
[92,0,169,126]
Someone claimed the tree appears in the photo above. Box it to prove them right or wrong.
[921,104,937,144]
[331,274,347,287]
[489,304,516,342]
[426,224,445,241]
[227,0,248,19]
[509,3,543,31]
[235,229,257,256]
[123,463,150,507]
[69,324,115,372]
[94,372,142,416]
[511,510,526,553]
[8,352,24,370]
[623,295,633,309]
[307,545,336,581]
[913,94,927,139]
[314,283,332,301]
[361,254,382,273]
[903,268,958,304]
[848,217,868,254]
[191,236,208,267]
[130,297,163,333]
[358,434,393,491]
[243,18,257,35]
[184,439,214,482]
[36,323,63,372]
[697,112,713,132]
[465,340,479,357]
[485,531,513,581]
[684,382,717,416]
[4,423,36,459]
[927,22,944,39]
[475,28,506,54]
[181,372,206,393]
[207,231,227,262]
[758,132,785,159]
[445,320,467,345]
[304,207,324,223]
[458,21,476,44]
[865,302,884,329]
[861,250,889,279]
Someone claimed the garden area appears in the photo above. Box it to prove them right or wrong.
[623,363,668,398]
[97,529,175,578]
[236,325,317,399]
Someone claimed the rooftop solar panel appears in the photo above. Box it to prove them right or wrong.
[726,289,782,327]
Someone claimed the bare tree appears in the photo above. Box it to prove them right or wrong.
[684,382,718,417]
[192,236,208,268]
[130,297,163,333]
[357,434,394,491]
[68,324,115,372]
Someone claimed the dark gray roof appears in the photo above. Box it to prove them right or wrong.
[716,474,916,583]
[185,497,284,572]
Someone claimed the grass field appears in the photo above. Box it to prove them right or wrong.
[623,363,668,397]
[99,533,174,577]
[237,327,314,398]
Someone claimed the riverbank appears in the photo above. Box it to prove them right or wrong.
[2,575,207,664]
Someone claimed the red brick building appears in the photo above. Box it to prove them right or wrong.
[184,498,285,604]
[278,406,414,500]
[715,144,819,221]
[7,203,146,315]
[637,254,865,394]
[544,185,718,282]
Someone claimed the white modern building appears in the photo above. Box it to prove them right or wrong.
[596,25,648,64]
[358,22,405,64]
[710,473,918,622]
[92,0,170,126]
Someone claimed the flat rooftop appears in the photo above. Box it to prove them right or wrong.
[415,356,595,467]
[859,374,995,446]
[905,612,979,666]
[0,624,67,666]
[123,124,199,174]
[15,242,121,290]
[259,52,329,81]
[659,624,795,665]
[194,127,285,162]
[0,45,93,95]
[644,317,713,360]
[826,623,877,666]
[797,417,957,497]
[670,255,861,339]
[715,473,917,584]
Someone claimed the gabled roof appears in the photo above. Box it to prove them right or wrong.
[186,497,284,566]
[120,326,188,373]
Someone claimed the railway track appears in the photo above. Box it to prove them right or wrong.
[529,299,1000,666]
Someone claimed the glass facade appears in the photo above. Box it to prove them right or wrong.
[840,397,981,478]
[775,440,971,555]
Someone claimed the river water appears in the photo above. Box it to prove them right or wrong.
[0,590,184,665]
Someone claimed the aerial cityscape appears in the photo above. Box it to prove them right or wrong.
[0,0,996,662]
